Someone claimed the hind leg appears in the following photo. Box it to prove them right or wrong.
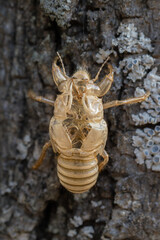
[98,150,109,172]
[32,140,52,170]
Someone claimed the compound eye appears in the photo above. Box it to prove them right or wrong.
[82,78,89,81]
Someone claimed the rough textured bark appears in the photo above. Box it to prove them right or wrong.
[1,0,160,240]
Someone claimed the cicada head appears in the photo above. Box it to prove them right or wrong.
[72,70,101,98]
[72,70,90,81]
[52,53,113,98]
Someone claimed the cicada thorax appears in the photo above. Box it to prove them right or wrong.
[62,118,92,149]
[49,78,107,193]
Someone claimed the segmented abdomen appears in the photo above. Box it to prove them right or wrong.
[57,154,99,193]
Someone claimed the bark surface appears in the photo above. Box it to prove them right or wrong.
[1,0,160,240]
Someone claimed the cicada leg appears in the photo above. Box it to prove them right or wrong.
[32,141,52,170]
[98,150,109,172]
[103,91,150,109]
[28,90,54,106]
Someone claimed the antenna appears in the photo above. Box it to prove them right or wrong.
[57,52,67,77]
[93,57,110,82]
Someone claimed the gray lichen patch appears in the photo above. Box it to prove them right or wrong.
[132,68,160,125]
[70,215,83,227]
[96,23,153,65]
[67,226,95,240]
[112,23,153,53]
[79,226,94,239]
[95,48,117,64]
[67,229,77,237]
[119,55,154,82]
[132,126,160,171]
[40,0,78,28]
[16,134,31,160]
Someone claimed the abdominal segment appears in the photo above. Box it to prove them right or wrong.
[57,154,98,193]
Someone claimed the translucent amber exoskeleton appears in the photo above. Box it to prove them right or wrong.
[29,53,150,193]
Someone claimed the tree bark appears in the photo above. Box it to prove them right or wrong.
[1,0,160,240]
